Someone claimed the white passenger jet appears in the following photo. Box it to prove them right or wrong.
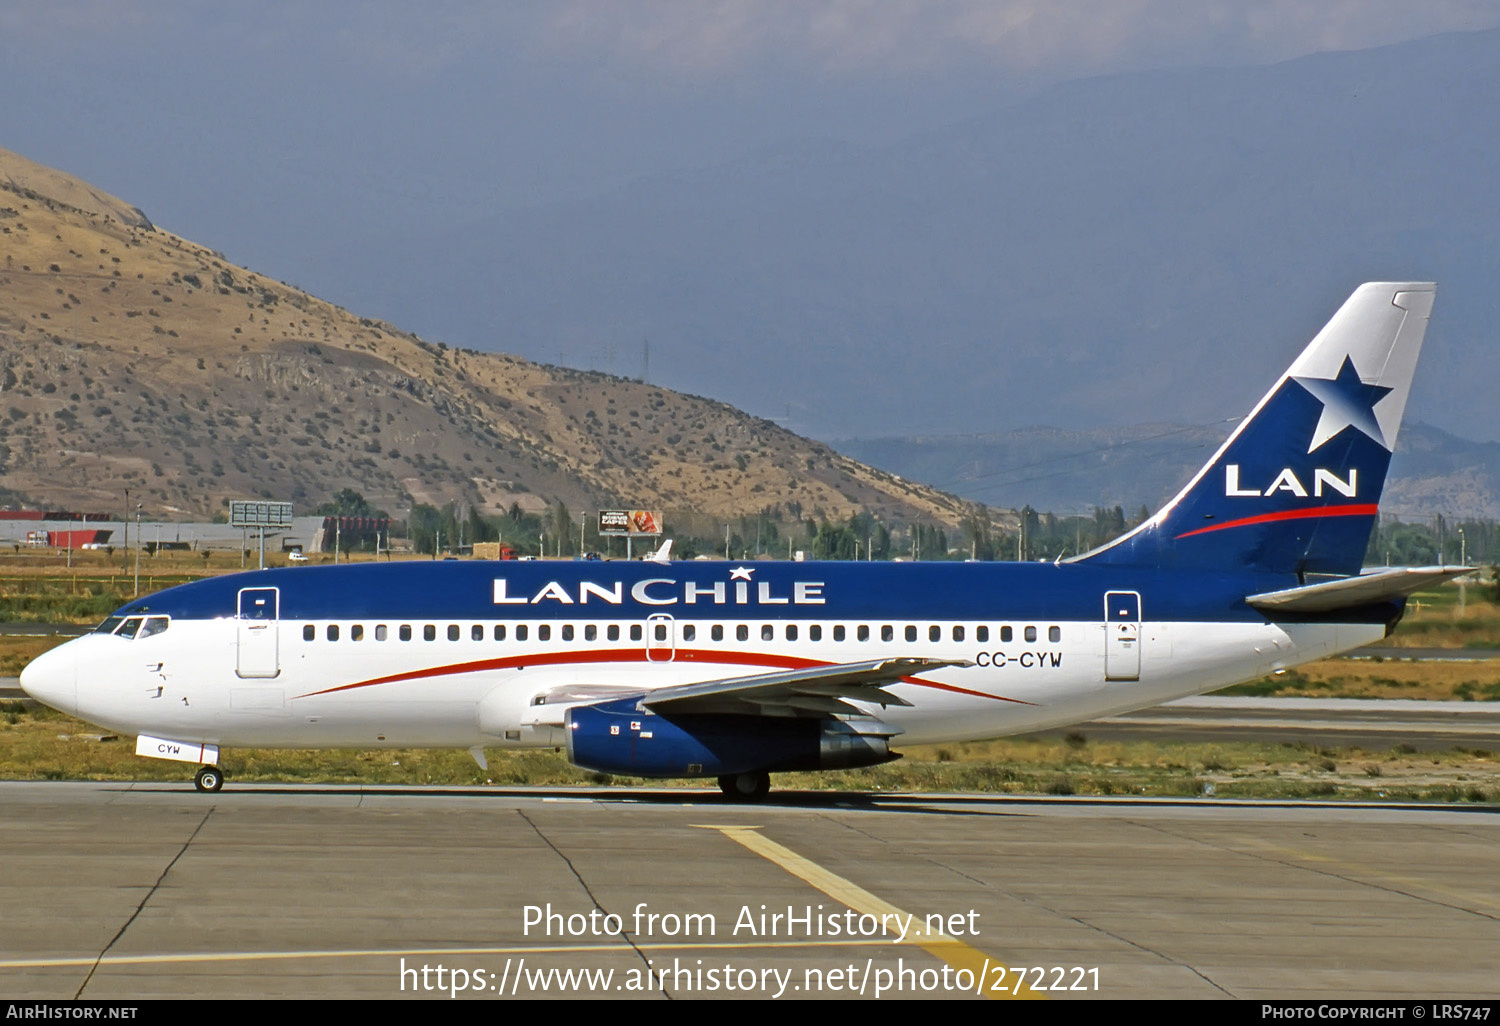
[21,283,1461,799]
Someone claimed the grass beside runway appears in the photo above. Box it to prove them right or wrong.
[1221,655,1500,700]
[1,700,1495,802]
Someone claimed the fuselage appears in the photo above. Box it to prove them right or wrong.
[21,559,1392,752]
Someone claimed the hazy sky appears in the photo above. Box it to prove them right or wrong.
[7,2,1496,220]
[3,2,1498,396]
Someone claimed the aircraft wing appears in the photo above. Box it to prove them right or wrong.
[640,656,971,718]
[1246,566,1473,614]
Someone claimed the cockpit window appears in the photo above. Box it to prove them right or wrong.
[115,617,144,639]
[138,617,170,639]
[95,617,124,635]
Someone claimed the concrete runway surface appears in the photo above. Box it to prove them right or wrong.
[1,782,1496,1001]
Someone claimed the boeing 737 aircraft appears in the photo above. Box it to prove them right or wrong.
[20,283,1461,799]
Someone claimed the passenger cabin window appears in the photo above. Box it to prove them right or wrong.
[351,625,364,641]
[538,625,551,641]
[736,625,749,642]
[682,625,696,642]
[809,625,822,642]
[786,625,798,641]
[400,625,412,641]
[376,624,388,641]
[976,626,989,643]
[762,624,774,641]
[303,624,315,641]
[471,625,483,641]
[928,626,940,643]
[608,625,620,642]
[833,625,845,642]
[447,625,460,641]
[882,625,894,642]
[585,624,597,642]
[711,625,724,642]
[654,623,668,641]
[1049,626,1061,643]
[1025,626,1038,643]
[424,624,436,641]
[999,626,1012,643]
[562,624,574,641]
[953,626,965,642]
[516,625,529,641]
[857,625,869,642]
[905,626,917,642]
[327,625,340,642]
[630,625,642,642]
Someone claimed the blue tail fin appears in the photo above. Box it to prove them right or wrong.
[1076,283,1435,576]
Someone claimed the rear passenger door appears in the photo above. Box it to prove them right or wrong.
[1104,591,1141,682]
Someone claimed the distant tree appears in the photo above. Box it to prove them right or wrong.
[551,501,575,556]
[812,521,857,560]
[466,505,493,545]
[408,503,444,555]
[314,488,375,518]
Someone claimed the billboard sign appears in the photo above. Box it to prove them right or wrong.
[231,501,293,529]
[598,510,662,536]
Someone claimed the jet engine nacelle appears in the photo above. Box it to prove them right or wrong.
[565,697,898,778]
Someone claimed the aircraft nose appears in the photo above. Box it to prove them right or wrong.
[19,642,78,717]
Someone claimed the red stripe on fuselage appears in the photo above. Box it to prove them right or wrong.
[1173,504,1378,540]
[294,647,1030,705]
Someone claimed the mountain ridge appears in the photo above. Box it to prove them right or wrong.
[0,147,985,532]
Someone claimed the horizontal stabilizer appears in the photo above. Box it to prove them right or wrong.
[1246,566,1473,614]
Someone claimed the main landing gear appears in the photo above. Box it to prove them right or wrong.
[194,765,224,793]
[717,771,771,802]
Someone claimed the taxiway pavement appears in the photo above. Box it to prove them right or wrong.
[1,782,1495,1000]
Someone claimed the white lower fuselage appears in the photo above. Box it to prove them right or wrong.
[33,614,1382,753]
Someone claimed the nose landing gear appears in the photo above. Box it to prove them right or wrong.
[194,765,224,793]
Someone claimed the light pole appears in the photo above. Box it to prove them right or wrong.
[1459,527,1468,614]
[133,505,142,596]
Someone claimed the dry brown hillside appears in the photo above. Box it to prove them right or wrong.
[0,147,995,532]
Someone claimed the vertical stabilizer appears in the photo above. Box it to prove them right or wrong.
[1075,283,1435,576]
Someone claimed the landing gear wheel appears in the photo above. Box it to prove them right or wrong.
[718,771,771,802]
[194,765,224,793]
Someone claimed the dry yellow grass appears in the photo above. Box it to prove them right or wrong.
[1225,657,1500,700]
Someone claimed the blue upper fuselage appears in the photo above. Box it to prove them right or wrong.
[105,559,1373,625]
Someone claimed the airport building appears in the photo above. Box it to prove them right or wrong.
[0,510,331,553]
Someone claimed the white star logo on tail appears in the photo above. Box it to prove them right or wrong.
[1292,356,1394,453]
